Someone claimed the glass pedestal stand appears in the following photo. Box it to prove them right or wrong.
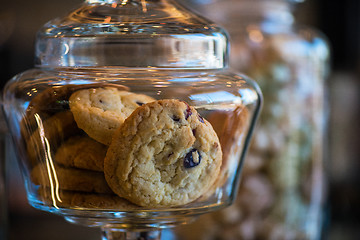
[31,196,230,240]
[102,230,161,240]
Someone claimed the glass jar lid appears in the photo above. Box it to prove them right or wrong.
[35,0,228,69]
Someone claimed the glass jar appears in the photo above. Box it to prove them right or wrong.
[175,0,330,239]
[1,0,262,239]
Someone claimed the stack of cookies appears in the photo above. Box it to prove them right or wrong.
[24,85,223,209]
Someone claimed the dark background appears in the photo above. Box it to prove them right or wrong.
[0,0,359,239]
[317,0,360,239]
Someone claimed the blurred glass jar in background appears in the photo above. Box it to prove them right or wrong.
[175,0,330,239]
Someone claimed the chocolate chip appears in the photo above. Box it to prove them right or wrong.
[181,101,193,120]
[185,105,192,120]
[184,149,201,168]
[136,101,144,106]
[171,115,180,122]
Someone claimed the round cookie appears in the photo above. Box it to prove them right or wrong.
[69,191,139,209]
[21,83,128,141]
[38,188,139,210]
[55,135,107,172]
[26,111,81,167]
[202,105,250,197]
[104,99,222,207]
[69,87,155,145]
[31,163,113,194]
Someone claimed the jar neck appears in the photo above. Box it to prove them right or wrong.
[35,0,229,69]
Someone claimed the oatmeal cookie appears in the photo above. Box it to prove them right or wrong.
[104,99,222,207]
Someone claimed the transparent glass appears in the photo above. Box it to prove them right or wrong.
[1,0,261,239]
[175,0,330,239]
[35,0,229,69]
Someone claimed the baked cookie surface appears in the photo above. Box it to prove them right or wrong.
[55,135,107,172]
[21,83,128,140]
[38,188,139,209]
[104,99,222,207]
[69,87,155,145]
[26,111,81,167]
[204,106,250,194]
[31,163,113,194]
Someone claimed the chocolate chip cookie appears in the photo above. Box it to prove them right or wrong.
[21,83,128,141]
[69,87,155,145]
[55,135,107,172]
[31,163,113,194]
[38,188,139,209]
[104,99,222,207]
[205,105,250,194]
[26,111,81,167]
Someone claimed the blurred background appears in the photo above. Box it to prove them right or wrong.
[0,0,359,239]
